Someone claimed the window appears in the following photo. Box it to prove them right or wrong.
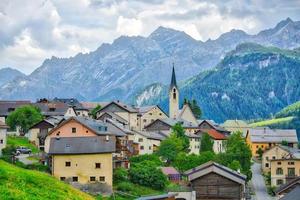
[266,156,269,160]
[0,139,3,144]
[65,161,71,167]
[99,176,105,182]
[106,135,110,141]
[288,168,295,176]
[277,162,281,165]
[265,163,269,168]
[173,92,176,99]
[72,127,76,133]
[143,119,147,123]
[140,146,144,150]
[49,107,56,112]
[277,179,283,185]
[149,113,152,115]
[138,138,143,142]
[256,145,259,148]
[72,177,78,182]
[288,162,295,165]
[149,146,152,150]
[90,176,96,182]
[95,163,101,169]
[60,177,66,181]
[276,168,283,175]
[159,113,162,116]
[272,156,276,160]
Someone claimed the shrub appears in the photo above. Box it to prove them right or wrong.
[113,167,128,183]
[129,160,167,190]
[129,154,162,166]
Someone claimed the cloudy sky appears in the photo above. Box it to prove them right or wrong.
[0,0,300,74]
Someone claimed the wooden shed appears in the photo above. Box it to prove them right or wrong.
[184,161,246,200]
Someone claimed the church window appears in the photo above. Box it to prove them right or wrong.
[173,91,176,99]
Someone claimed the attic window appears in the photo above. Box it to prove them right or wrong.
[72,128,76,133]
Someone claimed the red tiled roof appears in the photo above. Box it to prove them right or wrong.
[202,129,227,140]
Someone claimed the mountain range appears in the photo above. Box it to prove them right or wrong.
[139,43,300,122]
[0,68,25,87]
[1,18,300,122]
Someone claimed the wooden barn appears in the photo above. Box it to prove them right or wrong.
[184,161,246,200]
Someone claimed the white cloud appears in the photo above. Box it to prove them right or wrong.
[0,0,299,74]
[117,16,143,36]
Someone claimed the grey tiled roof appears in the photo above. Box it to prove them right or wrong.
[133,130,167,141]
[71,117,110,135]
[0,100,31,116]
[247,128,298,143]
[49,136,115,154]
[161,118,198,128]
[280,185,300,200]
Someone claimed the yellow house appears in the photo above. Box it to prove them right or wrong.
[245,128,298,157]
[49,136,114,185]
[136,105,168,131]
[45,116,117,186]
[261,145,290,173]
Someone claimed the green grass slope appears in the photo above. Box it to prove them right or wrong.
[250,116,295,127]
[0,160,94,200]
[275,101,300,118]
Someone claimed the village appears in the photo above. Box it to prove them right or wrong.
[0,67,299,200]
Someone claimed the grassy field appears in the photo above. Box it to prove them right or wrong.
[250,116,294,127]
[7,136,39,153]
[0,160,94,200]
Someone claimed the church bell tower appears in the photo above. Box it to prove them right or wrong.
[169,64,179,119]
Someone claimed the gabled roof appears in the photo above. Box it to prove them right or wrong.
[48,136,115,155]
[97,112,128,125]
[280,185,300,200]
[97,101,137,113]
[136,105,168,117]
[198,119,228,133]
[48,116,115,136]
[30,116,64,129]
[161,167,180,175]
[133,130,167,141]
[177,104,197,123]
[184,161,246,184]
[197,129,227,140]
[104,118,133,135]
[0,100,31,116]
[33,102,69,116]
[80,102,109,111]
[276,176,300,195]
[246,128,298,143]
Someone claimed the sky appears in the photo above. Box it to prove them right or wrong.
[0,0,300,74]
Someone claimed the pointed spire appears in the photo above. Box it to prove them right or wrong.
[170,63,177,90]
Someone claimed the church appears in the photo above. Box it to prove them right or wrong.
[168,65,198,125]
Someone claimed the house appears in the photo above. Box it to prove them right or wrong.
[33,102,77,117]
[186,132,201,154]
[144,118,199,133]
[261,145,290,173]
[221,120,250,135]
[51,98,89,117]
[0,121,9,156]
[136,105,168,130]
[195,129,227,153]
[161,167,181,183]
[198,120,230,136]
[184,161,246,200]
[0,100,31,122]
[45,116,120,186]
[27,116,63,151]
[131,130,166,155]
[276,177,300,199]
[96,101,139,130]
[245,128,298,157]
[269,146,300,187]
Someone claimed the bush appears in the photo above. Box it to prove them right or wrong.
[114,167,128,183]
[129,160,168,190]
[129,154,162,167]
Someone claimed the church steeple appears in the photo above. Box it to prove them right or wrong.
[169,64,179,119]
[170,64,178,90]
